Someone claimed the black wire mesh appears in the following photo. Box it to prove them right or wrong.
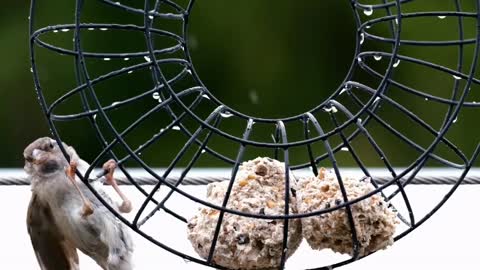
[29,0,480,269]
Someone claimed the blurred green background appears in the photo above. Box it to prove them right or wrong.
[2,0,480,169]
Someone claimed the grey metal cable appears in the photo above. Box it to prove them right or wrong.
[2,170,480,186]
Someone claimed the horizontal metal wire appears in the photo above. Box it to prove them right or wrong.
[3,169,480,186]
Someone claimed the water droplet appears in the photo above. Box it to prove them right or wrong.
[93,114,97,120]
[152,92,160,99]
[374,97,381,103]
[88,28,95,31]
[127,70,133,74]
[425,97,429,101]
[271,134,277,143]
[220,111,233,118]
[53,30,59,33]
[61,28,70,32]
[395,18,399,25]
[115,1,121,5]
[172,125,181,131]
[100,28,108,31]
[473,101,477,104]
[453,116,458,123]
[358,118,363,123]
[201,149,206,154]
[438,15,446,19]
[103,57,111,61]
[202,94,210,100]
[357,57,363,63]
[340,87,349,95]
[111,101,121,107]
[249,90,259,104]
[30,68,33,73]
[148,15,154,20]
[341,147,349,152]
[186,69,192,75]
[366,25,371,29]
[393,59,400,68]
[453,75,462,80]
[324,106,338,113]
[124,57,130,61]
[363,6,373,16]
[360,33,365,45]
[374,55,382,61]
[144,56,151,62]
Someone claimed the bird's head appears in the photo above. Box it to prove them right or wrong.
[23,137,74,177]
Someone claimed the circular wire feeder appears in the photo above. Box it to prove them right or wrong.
[29,0,480,269]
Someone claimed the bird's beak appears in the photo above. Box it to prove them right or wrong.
[28,149,48,165]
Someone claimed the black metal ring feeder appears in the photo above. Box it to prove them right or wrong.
[29,0,480,269]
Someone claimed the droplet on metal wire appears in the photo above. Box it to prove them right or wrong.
[172,125,181,131]
[438,15,446,19]
[363,6,373,16]
[453,75,461,80]
[144,56,151,62]
[393,59,400,68]
[152,92,160,100]
[374,55,382,61]
[220,111,233,118]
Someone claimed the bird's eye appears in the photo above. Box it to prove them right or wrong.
[49,143,54,149]
[25,156,34,163]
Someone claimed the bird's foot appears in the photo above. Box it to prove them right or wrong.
[103,159,133,213]
[65,160,77,179]
[66,160,95,218]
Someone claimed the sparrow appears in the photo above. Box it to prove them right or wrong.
[24,137,134,270]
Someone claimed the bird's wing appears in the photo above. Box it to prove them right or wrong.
[27,193,79,270]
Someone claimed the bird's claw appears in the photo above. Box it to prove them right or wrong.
[119,200,132,213]
[65,160,77,179]
[81,202,94,218]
